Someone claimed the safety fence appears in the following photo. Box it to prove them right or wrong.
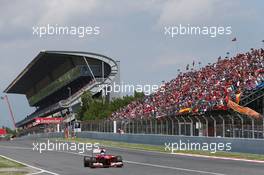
[81,113,264,139]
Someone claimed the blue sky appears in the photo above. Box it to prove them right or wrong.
[0,0,263,128]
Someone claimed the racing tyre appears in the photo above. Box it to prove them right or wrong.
[84,156,90,167]
[116,156,123,168]
[89,157,97,168]
[116,156,123,162]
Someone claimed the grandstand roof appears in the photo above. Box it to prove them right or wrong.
[4,51,115,94]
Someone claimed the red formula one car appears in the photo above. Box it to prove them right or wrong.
[84,148,123,168]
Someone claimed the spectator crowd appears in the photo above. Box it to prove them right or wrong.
[111,48,264,120]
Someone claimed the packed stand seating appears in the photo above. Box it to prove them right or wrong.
[111,48,264,120]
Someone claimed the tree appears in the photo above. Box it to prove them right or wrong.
[134,91,144,99]
[77,91,93,120]
[78,90,145,121]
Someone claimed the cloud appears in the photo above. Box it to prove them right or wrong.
[0,0,103,42]
[156,0,258,26]
[158,0,216,25]
[0,0,161,42]
[37,0,101,25]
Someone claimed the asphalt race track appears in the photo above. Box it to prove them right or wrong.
[0,139,263,175]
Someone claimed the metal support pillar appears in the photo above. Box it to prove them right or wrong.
[187,116,194,136]
[83,57,96,81]
[218,115,225,137]
[194,116,202,136]
[236,115,244,138]
[209,115,216,137]
[201,115,208,137]
[136,120,139,134]
[174,117,180,135]
[132,120,135,134]
[170,118,174,135]
[150,119,153,134]
[252,118,255,139]
[155,119,158,134]
[165,118,169,135]
[144,119,148,134]
[226,115,234,138]
[179,116,187,135]
[128,119,131,134]
[159,118,163,134]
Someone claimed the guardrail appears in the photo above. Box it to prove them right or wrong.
[23,131,264,154]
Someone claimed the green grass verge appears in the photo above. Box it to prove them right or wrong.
[0,157,24,168]
[0,172,27,175]
[55,137,264,161]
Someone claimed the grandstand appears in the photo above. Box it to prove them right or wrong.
[84,48,264,139]
[4,51,120,134]
[4,48,264,139]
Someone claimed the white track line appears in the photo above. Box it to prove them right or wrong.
[28,170,45,175]
[0,154,59,175]
[103,144,264,164]
[56,150,226,175]
[124,160,226,175]
[55,139,264,164]
[171,152,264,164]
[70,151,227,175]
[0,145,226,175]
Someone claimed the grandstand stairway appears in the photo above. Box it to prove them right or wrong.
[240,86,264,107]
[59,54,119,108]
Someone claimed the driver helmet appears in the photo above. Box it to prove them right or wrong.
[100,149,106,155]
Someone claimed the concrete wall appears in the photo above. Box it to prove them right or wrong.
[25,132,264,154]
